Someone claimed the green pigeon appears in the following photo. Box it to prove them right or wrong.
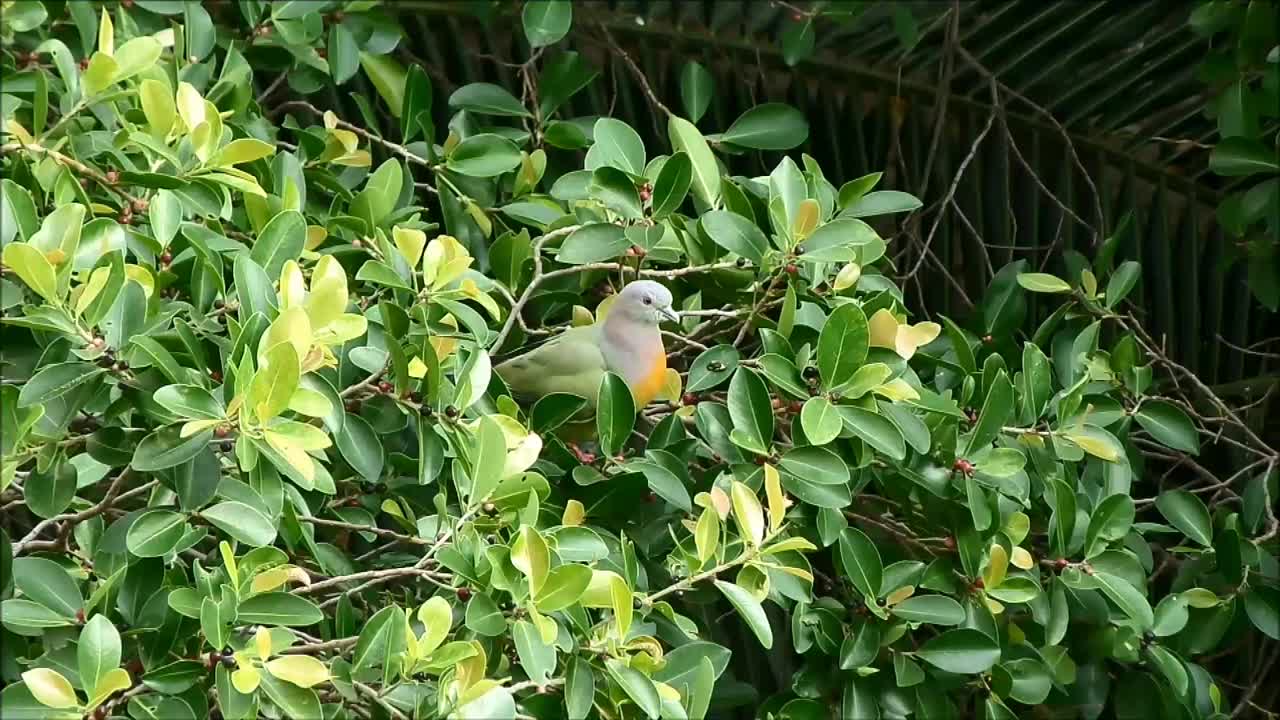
[495,280,679,461]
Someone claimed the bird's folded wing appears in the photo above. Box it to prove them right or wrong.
[494,327,607,408]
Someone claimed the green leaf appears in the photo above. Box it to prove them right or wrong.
[586,118,645,176]
[565,657,594,719]
[838,528,883,601]
[679,61,713,123]
[650,151,691,218]
[78,614,121,696]
[447,134,522,178]
[465,593,506,636]
[24,461,76,519]
[841,190,922,218]
[1134,400,1200,455]
[556,223,630,264]
[719,103,808,150]
[1209,137,1279,176]
[605,658,661,720]
[359,52,407,118]
[800,396,842,445]
[351,605,406,676]
[126,510,188,557]
[653,641,731,686]
[839,406,906,460]
[713,580,773,649]
[469,414,508,505]
[1105,261,1141,308]
[779,445,849,485]
[590,166,643,219]
[18,362,104,407]
[963,370,1012,456]
[133,426,215,471]
[1084,494,1135,558]
[449,82,531,117]
[13,558,82,619]
[356,260,412,291]
[1016,273,1072,293]
[202,501,277,547]
[914,628,1001,674]
[727,367,773,454]
[522,0,572,47]
[669,116,720,208]
[1244,586,1280,640]
[336,413,384,483]
[891,595,965,625]
[701,210,768,264]
[327,23,359,84]
[258,672,321,720]
[1092,572,1154,630]
[2,599,77,630]
[597,371,635,458]
[513,620,556,684]
[1155,490,1214,546]
[817,303,869,389]
[801,218,879,263]
[534,564,592,612]
[235,593,323,627]
[632,460,692,512]
[250,210,305,279]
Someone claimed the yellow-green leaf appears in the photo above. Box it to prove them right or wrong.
[730,481,765,547]
[511,526,550,596]
[22,668,77,709]
[695,506,719,563]
[255,628,272,661]
[231,665,260,694]
[251,342,301,423]
[176,82,206,133]
[98,9,113,55]
[763,463,786,533]
[86,668,130,710]
[983,544,1009,589]
[393,226,427,269]
[265,656,330,688]
[211,138,276,168]
[417,596,452,655]
[3,243,59,303]
[139,79,175,139]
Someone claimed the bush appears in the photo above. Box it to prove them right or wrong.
[1,3,1276,720]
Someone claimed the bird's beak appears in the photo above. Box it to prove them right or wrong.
[660,306,680,324]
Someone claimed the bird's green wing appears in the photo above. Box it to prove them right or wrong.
[494,326,606,409]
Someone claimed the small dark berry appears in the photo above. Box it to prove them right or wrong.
[317,48,328,59]
[76,608,86,623]
[457,587,472,601]
[409,391,423,403]
[377,381,393,393]
[214,425,230,438]
[483,502,497,515]
[952,458,974,475]
[943,536,956,550]
[802,366,819,381]
[785,264,799,274]
[345,400,360,413]
[444,405,459,419]
[788,401,803,414]
[644,492,658,503]
[682,392,698,406]
[78,57,90,71]
[113,361,128,372]
[1055,558,1070,571]
[753,455,767,466]
[973,578,985,590]
[794,245,806,255]
[210,370,223,382]
[220,654,236,668]
[330,10,345,22]
[160,252,172,266]
[220,442,232,453]
[735,257,748,268]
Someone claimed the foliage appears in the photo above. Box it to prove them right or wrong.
[1189,0,1280,310]
[1,2,1277,720]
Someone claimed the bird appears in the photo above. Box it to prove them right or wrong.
[494,280,679,463]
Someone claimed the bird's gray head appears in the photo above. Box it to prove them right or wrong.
[611,280,679,325]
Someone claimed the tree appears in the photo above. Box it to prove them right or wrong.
[1,2,1276,719]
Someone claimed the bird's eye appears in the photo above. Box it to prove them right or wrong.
[642,297,652,305]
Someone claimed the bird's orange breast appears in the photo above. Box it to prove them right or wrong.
[630,352,668,407]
